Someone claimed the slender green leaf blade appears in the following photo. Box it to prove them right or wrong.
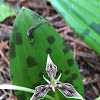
[49,0,100,54]
[10,7,84,100]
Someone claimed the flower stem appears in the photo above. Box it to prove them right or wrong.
[0,84,55,100]
[0,84,34,93]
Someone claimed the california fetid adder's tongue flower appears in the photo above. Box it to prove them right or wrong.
[0,54,84,100]
[30,54,84,100]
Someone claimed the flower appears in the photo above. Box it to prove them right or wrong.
[30,54,84,100]
[0,54,84,100]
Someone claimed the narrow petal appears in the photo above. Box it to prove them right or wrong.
[30,85,50,100]
[0,84,34,93]
[43,74,50,84]
[56,83,83,100]
[56,70,62,82]
[46,54,57,79]
[52,86,55,93]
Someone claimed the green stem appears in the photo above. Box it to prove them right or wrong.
[0,84,34,93]
[55,89,60,100]
[0,84,55,100]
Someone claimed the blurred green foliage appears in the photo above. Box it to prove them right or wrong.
[0,4,15,22]
[0,0,20,22]
[95,97,100,100]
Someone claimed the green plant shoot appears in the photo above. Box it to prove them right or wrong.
[9,7,84,100]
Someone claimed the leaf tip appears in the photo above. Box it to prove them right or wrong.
[22,7,26,10]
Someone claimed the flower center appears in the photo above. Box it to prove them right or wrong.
[50,79,56,87]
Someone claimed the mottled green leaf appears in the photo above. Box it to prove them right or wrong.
[10,7,84,100]
[48,0,100,54]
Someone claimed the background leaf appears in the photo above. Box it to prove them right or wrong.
[10,7,84,100]
[0,4,15,22]
[0,0,20,22]
[48,0,100,54]
[95,97,100,100]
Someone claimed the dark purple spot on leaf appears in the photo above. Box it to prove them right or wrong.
[10,42,16,59]
[80,29,90,40]
[65,77,73,85]
[46,48,52,54]
[15,32,23,45]
[47,23,51,27]
[64,70,70,74]
[90,22,100,34]
[63,47,69,54]
[72,73,78,80]
[12,33,16,42]
[67,59,74,66]
[12,25,18,41]
[74,86,78,89]
[26,56,37,67]
[13,25,18,32]
[47,36,55,44]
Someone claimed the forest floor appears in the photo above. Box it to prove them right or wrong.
[0,0,100,100]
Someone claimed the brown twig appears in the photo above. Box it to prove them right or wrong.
[0,50,9,65]
[0,41,9,50]
[0,24,12,29]
[75,51,97,58]
[56,26,69,33]
[60,34,90,48]
[73,35,77,59]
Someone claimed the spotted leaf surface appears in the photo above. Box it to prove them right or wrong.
[48,0,100,54]
[10,7,84,100]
